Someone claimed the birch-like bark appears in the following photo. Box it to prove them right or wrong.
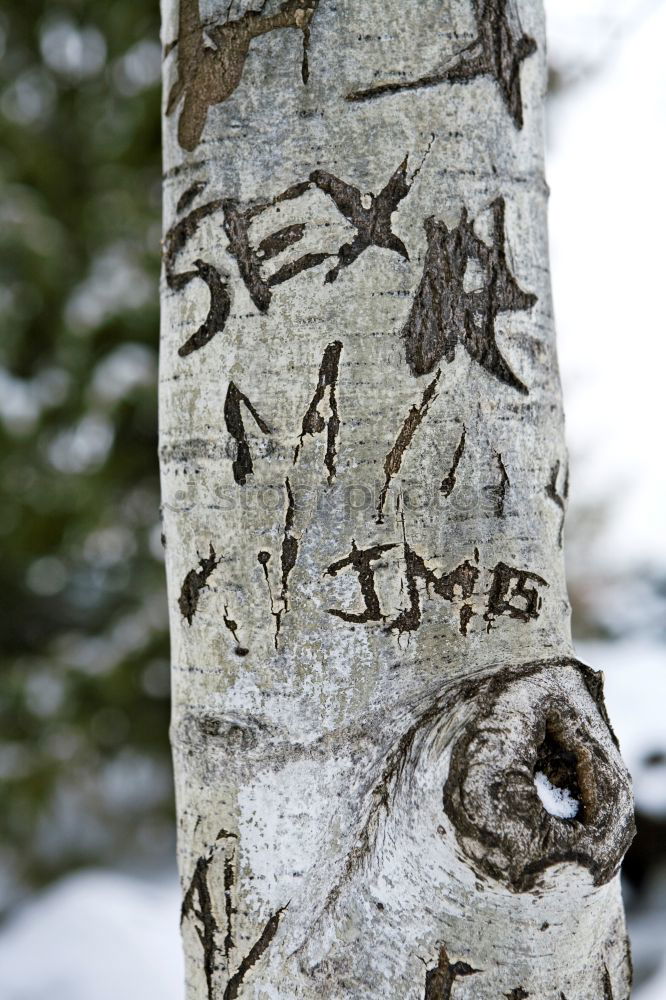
[159,2,635,997]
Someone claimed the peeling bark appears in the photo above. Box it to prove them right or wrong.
[161,1,633,997]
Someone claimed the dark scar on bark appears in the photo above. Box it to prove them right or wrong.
[177,180,208,214]
[221,180,314,314]
[346,0,536,129]
[179,543,220,624]
[193,159,412,330]
[224,381,271,486]
[223,604,248,656]
[265,478,299,647]
[164,197,225,291]
[325,540,398,623]
[546,459,569,547]
[166,0,320,151]
[223,852,235,959]
[181,851,219,1000]
[281,477,298,607]
[257,223,307,260]
[402,196,536,392]
[178,259,231,357]
[581,668,620,750]
[308,155,412,283]
[440,425,466,497]
[484,450,510,517]
[485,561,548,624]
[376,371,440,522]
[387,544,479,637]
[603,965,614,999]
[294,340,343,484]
[183,834,286,1000]
[505,990,529,999]
[459,603,474,636]
[163,195,231,358]
[423,945,478,999]
[223,905,288,1000]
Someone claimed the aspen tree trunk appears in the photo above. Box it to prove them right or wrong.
[159,2,635,997]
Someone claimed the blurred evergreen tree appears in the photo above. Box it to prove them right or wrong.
[0,0,171,908]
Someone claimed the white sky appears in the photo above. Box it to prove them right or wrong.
[545,0,666,569]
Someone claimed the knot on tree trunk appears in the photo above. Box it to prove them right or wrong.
[443,663,635,892]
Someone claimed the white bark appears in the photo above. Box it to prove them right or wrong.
[159,1,635,997]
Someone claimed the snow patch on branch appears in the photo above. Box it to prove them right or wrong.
[534,770,579,820]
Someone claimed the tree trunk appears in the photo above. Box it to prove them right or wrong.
[159,1,635,997]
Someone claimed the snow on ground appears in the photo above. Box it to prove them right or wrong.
[0,870,184,1000]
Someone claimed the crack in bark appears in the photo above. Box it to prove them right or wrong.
[223,604,249,656]
[346,0,536,129]
[179,543,220,625]
[439,425,466,497]
[280,477,298,608]
[603,965,614,999]
[483,450,510,517]
[178,259,231,357]
[325,540,398,623]
[224,381,272,485]
[223,852,236,960]
[260,477,300,647]
[294,340,343,484]
[376,371,440,523]
[581,668,620,751]
[545,459,569,547]
[257,550,287,649]
[223,905,288,1000]
[308,155,411,283]
[402,197,536,392]
[505,989,529,999]
[166,0,320,151]
[424,946,478,999]
[181,851,219,1000]
[182,834,285,1000]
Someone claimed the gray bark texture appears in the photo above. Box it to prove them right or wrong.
[159,1,635,997]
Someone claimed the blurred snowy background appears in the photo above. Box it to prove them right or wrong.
[0,0,664,996]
